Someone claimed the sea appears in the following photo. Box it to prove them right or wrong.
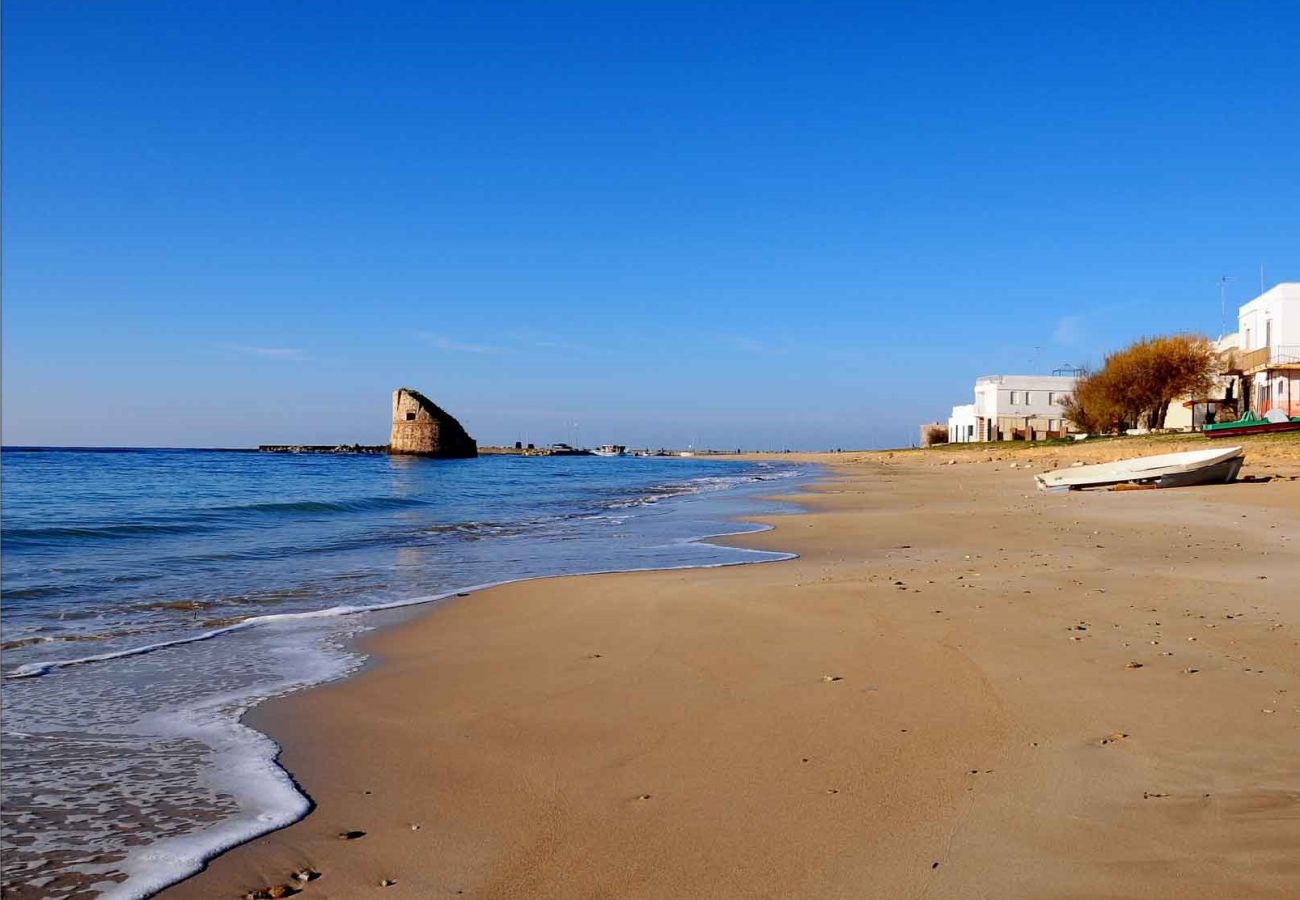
[0,448,808,899]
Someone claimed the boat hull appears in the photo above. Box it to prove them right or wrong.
[1149,455,1244,487]
[1034,446,1245,492]
[1203,421,1300,438]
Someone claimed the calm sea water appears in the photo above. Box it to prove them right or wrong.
[1,448,807,899]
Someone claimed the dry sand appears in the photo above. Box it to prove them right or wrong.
[160,450,1299,900]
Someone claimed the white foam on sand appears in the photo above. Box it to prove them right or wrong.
[97,683,320,899]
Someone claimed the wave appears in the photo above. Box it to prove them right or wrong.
[598,466,805,510]
[4,496,434,546]
[5,522,224,542]
[207,496,430,516]
[0,623,156,650]
[6,527,796,680]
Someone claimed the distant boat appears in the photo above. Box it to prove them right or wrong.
[593,444,626,457]
[1202,409,1300,439]
[546,443,592,456]
[1034,446,1245,492]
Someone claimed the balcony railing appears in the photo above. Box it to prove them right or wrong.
[1223,345,1300,373]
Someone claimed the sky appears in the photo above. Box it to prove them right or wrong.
[5,1,1298,450]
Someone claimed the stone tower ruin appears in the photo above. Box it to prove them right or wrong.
[389,388,478,458]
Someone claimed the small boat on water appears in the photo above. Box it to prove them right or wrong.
[1202,408,1300,439]
[545,443,592,457]
[1034,446,1245,493]
[593,444,626,457]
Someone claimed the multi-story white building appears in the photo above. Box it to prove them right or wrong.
[1227,282,1300,418]
[947,374,1079,443]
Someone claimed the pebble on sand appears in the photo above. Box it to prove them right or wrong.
[338,830,366,840]
[242,886,296,900]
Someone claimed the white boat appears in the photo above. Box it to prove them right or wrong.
[593,444,625,457]
[1034,446,1245,493]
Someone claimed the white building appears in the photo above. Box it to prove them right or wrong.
[948,374,1079,443]
[1230,283,1300,418]
[948,403,976,443]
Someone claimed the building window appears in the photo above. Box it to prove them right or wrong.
[1024,392,1032,405]
[1047,392,1056,405]
[1009,391,1018,404]
[405,411,417,421]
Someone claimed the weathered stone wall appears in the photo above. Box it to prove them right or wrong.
[389,388,478,458]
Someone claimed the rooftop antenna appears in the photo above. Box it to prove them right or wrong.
[1218,274,1234,339]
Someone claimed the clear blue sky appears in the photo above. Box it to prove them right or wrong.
[5,1,1298,449]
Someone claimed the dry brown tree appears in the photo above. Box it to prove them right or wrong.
[1060,335,1216,433]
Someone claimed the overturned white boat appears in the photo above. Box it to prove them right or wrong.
[1034,446,1245,493]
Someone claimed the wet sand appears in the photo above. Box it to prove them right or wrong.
[160,454,1300,899]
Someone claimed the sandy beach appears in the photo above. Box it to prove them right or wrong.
[161,446,1300,900]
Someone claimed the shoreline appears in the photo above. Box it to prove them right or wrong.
[161,453,1298,899]
[121,466,812,899]
[0,455,811,900]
